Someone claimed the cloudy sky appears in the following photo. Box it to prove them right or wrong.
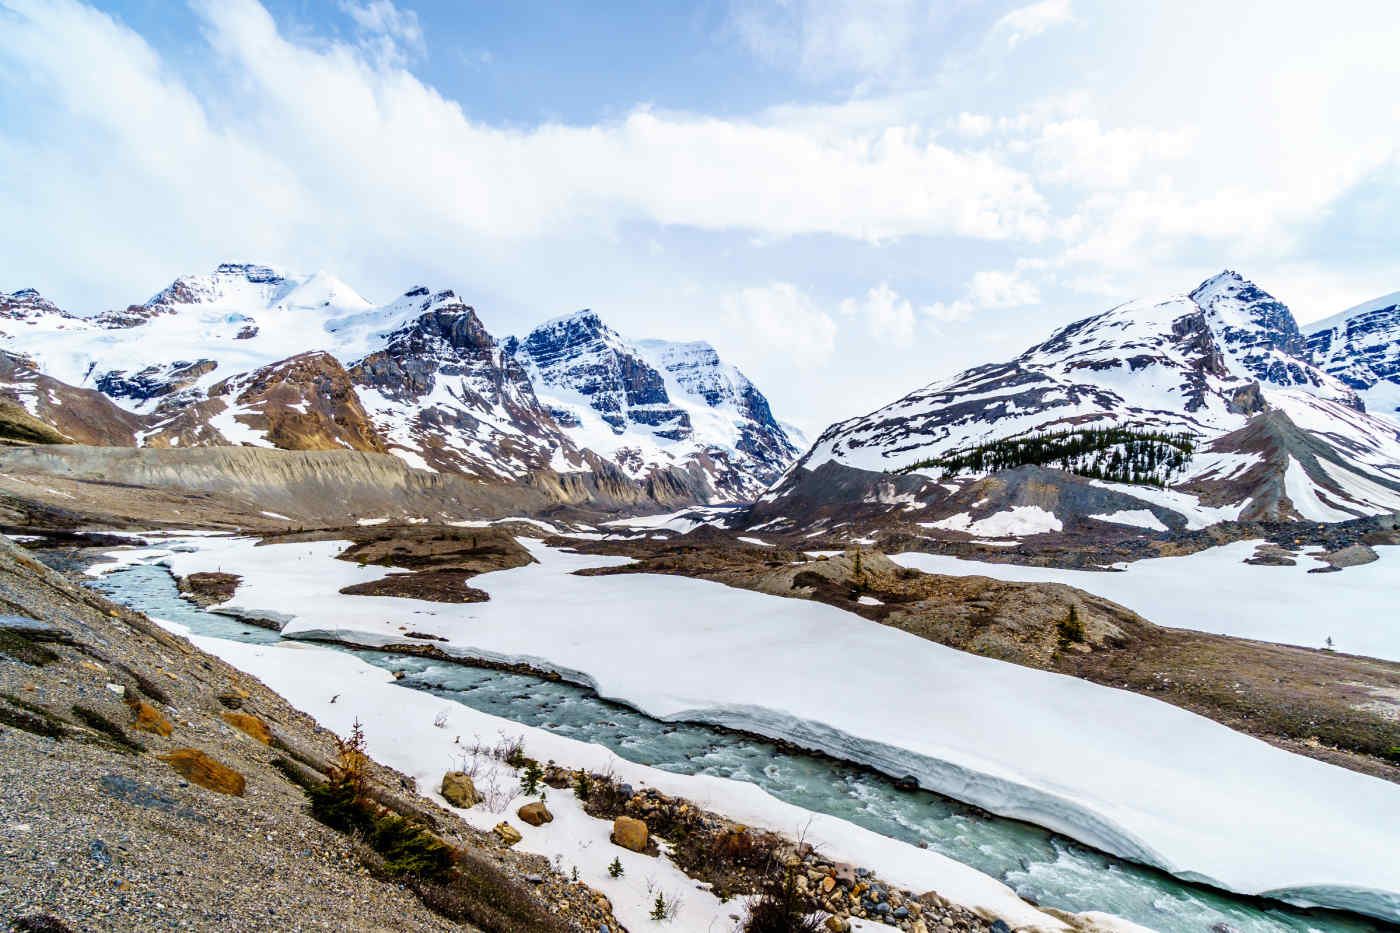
[2,0,1398,434]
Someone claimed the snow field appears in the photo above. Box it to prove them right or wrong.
[889,541,1400,663]
[113,534,1400,924]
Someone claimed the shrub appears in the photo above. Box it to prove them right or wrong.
[370,812,453,880]
[743,865,823,933]
[574,769,592,800]
[520,759,544,797]
[608,856,624,878]
[306,775,365,833]
[1057,605,1085,648]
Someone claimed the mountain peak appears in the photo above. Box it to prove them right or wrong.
[212,263,286,284]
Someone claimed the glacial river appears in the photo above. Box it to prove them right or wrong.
[83,557,1384,933]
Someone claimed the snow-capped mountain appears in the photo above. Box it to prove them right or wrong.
[510,311,798,499]
[761,271,1400,532]
[0,264,798,503]
[1305,291,1400,418]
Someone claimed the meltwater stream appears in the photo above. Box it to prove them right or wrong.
[86,559,1384,933]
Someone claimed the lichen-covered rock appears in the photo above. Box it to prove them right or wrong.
[221,711,271,744]
[493,822,522,846]
[440,771,480,808]
[157,748,245,796]
[611,815,648,852]
[128,700,172,737]
[517,800,553,826]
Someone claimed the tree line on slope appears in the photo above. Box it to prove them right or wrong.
[896,427,1197,487]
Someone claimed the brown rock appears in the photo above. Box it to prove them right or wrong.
[517,800,553,826]
[611,815,649,852]
[440,771,480,808]
[129,700,172,737]
[493,822,523,846]
[222,711,272,744]
[157,748,246,796]
[821,875,836,893]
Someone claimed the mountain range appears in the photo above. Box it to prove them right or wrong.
[0,263,799,503]
[4,264,1400,534]
[749,271,1400,539]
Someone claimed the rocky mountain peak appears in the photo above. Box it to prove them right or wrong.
[0,288,71,321]
[1306,291,1400,415]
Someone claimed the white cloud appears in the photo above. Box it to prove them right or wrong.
[721,283,837,363]
[967,267,1040,308]
[731,0,927,82]
[338,0,425,64]
[0,0,1047,251]
[839,282,917,343]
[993,0,1073,48]
[923,265,1042,322]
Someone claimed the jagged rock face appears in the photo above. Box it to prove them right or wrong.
[1,288,73,323]
[512,313,798,498]
[1306,293,1400,416]
[516,311,689,436]
[96,359,218,402]
[1190,271,1361,409]
[348,290,586,479]
[639,339,798,477]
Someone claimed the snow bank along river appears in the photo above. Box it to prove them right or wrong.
[81,537,1400,931]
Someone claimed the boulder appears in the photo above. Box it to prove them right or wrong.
[611,815,649,852]
[517,800,553,826]
[157,748,245,796]
[128,700,172,737]
[440,771,480,808]
[493,822,523,846]
[221,711,271,744]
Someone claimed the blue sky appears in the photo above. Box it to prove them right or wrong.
[2,0,1398,434]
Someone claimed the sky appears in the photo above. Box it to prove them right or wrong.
[2,0,1398,436]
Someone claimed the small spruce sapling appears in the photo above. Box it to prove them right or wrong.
[608,856,624,878]
[650,892,668,921]
[520,759,544,797]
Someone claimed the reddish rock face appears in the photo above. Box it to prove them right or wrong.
[203,351,388,453]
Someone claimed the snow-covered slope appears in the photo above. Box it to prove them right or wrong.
[783,271,1400,526]
[0,266,800,500]
[1305,291,1400,419]
[511,311,798,499]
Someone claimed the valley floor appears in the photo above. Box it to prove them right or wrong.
[92,531,1400,928]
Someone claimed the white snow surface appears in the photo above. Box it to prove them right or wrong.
[129,534,1400,923]
[1087,510,1169,532]
[889,542,1400,663]
[923,506,1063,538]
[182,634,1076,933]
